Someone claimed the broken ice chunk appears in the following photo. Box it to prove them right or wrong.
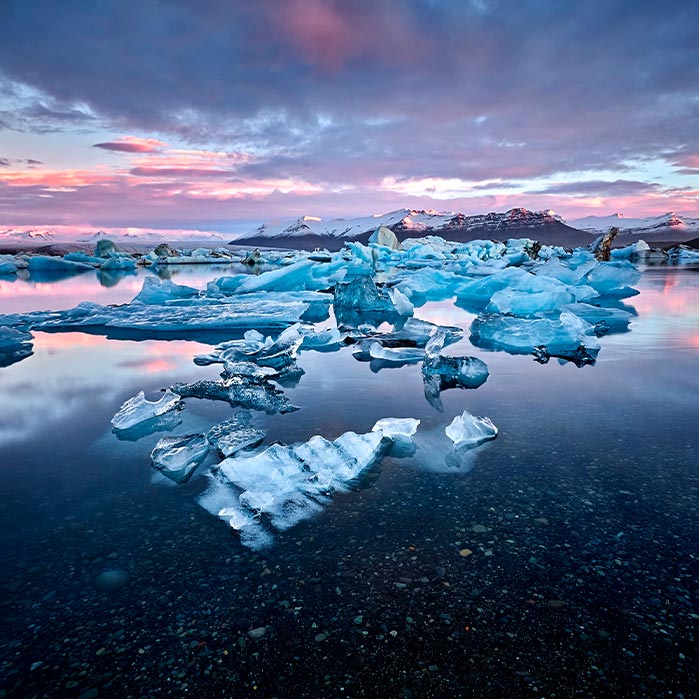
[113,411,183,442]
[422,354,489,388]
[368,341,424,363]
[561,303,633,335]
[334,275,397,325]
[111,389,182,430]
[151,433,210,483]
[132,276,200,304]
[470,311,600,365]
[445,410,498,449]
[206,411,265,457]
[585,261,641,297]
[372,418,420,442]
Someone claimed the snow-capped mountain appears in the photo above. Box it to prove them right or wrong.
[234,208,591,250]
[0,229,57,243]
[570,212,699,242]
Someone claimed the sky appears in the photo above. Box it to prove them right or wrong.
[0,0,698,237]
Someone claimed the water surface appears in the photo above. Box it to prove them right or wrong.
[1,264,698,697]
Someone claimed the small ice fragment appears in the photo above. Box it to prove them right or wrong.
[151,433,210,483]
[445,410,498,449]
[372,418,420,441]
[207,411,265,457]
[111,389,182,430]
[368,341,423,363]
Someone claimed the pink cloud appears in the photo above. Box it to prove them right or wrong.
[93,136,167,153]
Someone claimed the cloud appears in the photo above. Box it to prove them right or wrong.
[533,180,664,196]
[0,157,10,167]
[93,136,166,153]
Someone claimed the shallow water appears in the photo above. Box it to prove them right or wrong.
[1,264,698,697]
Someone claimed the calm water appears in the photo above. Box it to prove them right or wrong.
[1,264,698,698]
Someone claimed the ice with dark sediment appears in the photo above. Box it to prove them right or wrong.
[171,377,298,414]
[445,410,498,449]
[470,311,601,365]
[111,389,182,431]
[151,433,210,483]
[206,411,265,457]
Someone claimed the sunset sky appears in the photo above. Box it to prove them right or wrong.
[1,0,698,236]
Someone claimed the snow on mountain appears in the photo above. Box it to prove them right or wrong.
[0,229,57,243]
[570,212,699,241]
[240,207,574,243]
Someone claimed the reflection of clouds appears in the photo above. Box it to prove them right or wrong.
[0,331,210,449]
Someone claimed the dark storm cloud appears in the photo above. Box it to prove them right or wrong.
[0,0,698,194]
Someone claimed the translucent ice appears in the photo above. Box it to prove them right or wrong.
[0,325,33,367]
[28,255,94,273]
[206,411,265,457]
[470,311,601,364]
[367,341,424,363]
[585,261,641,297]
[445,410,498,449]
[334,275,396,315]
[132,276,199,304]
[372,417,420,441]
[111,389,182,430]
[561,303,633,335]
[151,433,210,483]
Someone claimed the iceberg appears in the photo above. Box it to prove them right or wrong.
[334,275,397,319]
[369,226,400,250]
[206,411,265,457]
[445,410,498,449]
[111,389,182,431]
[585,261,641,297]
[470,311,601,365]
[132,276,200,304]
[151,433,210,483]
[27,255,94,273]
[113,410,183,442]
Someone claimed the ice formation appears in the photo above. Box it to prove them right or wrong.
[445,410,498,449]
[151,433,210,483]
[111,389,182,430]
[206,411,265,457]
[202,418,417,548]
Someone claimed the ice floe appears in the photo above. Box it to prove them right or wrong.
[111,389,182,431]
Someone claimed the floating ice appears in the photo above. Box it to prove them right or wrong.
[151,433,210,483]
[111,389,182,430]
[562,303,633,335]
[445,410,498,449]
[585,261,641,297]
[369,226,400,250]
[171,377,297,414]
[470,311,601,365]
[367,341,423,363]
[132,276,200,304]
[206,411,265,457]
[215,430,390,535]
[28,255,94,273]
[334,275,396,316]
[27,297,309,335]
[113,411,182,442]
[0,326,33,367]
[372,417,420,441]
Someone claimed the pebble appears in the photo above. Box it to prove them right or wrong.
[247,627,266,640]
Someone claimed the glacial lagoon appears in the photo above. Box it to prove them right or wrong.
[1,254,698,697]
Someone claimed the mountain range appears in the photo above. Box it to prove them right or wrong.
[233,209,699,250]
